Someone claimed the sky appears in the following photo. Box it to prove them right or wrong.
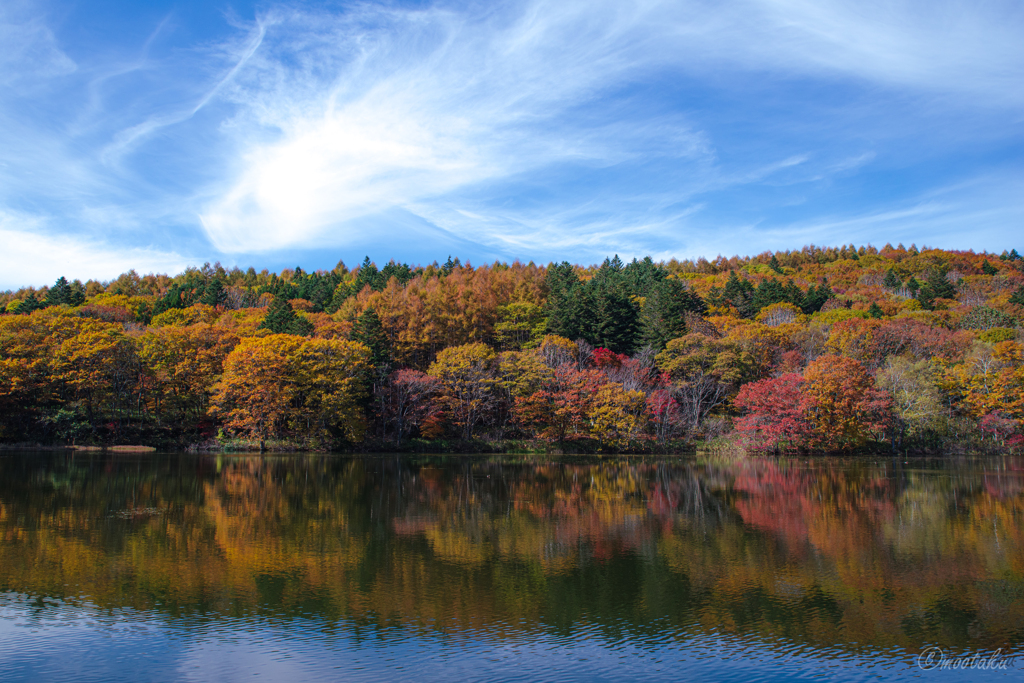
[1,0,1021,288]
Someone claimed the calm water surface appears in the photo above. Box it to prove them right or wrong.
[1,452,1022,681]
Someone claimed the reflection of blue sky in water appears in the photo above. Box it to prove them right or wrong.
[2,595,1012,682]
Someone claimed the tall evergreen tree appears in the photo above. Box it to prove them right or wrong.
[351,308,392,367]
[639,278,707,350]
[801,278,833,314]
[259,297,313,336]
[750,278,803,314]
[440,255,461,276]
[44,276,74,307]
[13,293,44,314]
[355,257,382,292]
[882,268,901,289]
[714,271,756,317]
[917,268,956,309]
[621,256,665,296]
[200,278,227,307]
[592,278,638,353]
[545,262,593,340]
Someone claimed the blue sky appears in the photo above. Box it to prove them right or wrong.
[1,0,1021,287]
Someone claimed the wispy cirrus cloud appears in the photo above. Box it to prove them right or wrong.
[0,0,1021,288]
[198,0,1023,257]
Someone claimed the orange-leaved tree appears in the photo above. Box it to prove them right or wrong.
[514,364,605,443]
[211,334,304,443]
[291,338,372,442]
[801,355,891,450]
[49,315,141,431]
[140,324,239,423]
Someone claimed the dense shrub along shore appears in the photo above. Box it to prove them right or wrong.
[2,244,1023,454]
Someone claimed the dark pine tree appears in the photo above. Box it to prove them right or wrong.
[545,262,595,341]
[593,280,638,354]
[882,268,901,289]
[355,257,383,292]
[639,278,707,350]
[351,308,392,367]
[13,292,44,314]
[719,271,756,317]
[44,276,74,307]
[917,268,956,310]
[801,278,833,314]
[200,278,227,307]
[259,297,312,336]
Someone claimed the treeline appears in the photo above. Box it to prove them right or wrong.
[1,244,1023,452]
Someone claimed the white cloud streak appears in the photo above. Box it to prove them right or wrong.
[0,210,189,289]
[0,0,1021,285]
[198,0,1023,255]
[0,3,76,87]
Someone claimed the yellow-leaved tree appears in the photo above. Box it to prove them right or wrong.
[427,342,497,439]
[588,383,647,448]
[291,338,372,442]
[211,334,370,446]
[140,324,239,423]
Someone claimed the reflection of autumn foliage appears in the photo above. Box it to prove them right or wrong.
[2,454,1023,653]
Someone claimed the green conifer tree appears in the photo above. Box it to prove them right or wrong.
[917,268,956,309]
[351,308,392,367]
[882,268,901,289]
[200,279,227,307]
[258,297,312,336]
[639,278,707,350]
[44,276,73,307]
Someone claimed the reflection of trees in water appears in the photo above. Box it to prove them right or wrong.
[0,453,1023,651]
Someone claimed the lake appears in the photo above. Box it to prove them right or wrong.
[0,451,1022,681]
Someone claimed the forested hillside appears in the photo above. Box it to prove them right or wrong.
[2,244,1023,453]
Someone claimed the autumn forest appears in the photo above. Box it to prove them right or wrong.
[2,244,1023,454]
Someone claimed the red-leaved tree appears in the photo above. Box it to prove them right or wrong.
[733,373,810,452]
